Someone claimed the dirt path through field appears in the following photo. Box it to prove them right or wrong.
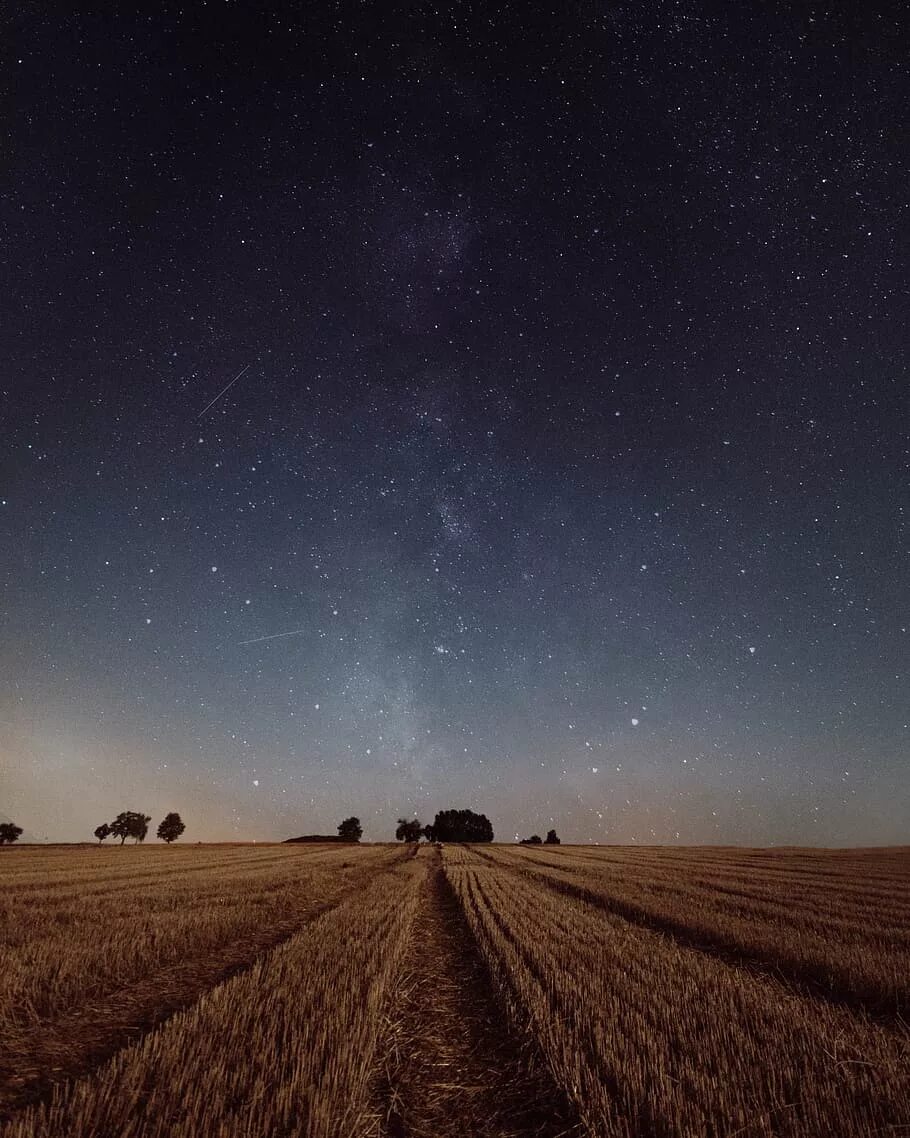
[369,849,579,1138]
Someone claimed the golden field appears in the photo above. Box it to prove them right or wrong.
[0,842,907,1137]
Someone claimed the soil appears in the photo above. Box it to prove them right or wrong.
[370,849,580,1138]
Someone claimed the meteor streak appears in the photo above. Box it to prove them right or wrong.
[197,363,252,418]
[238,628,307,646]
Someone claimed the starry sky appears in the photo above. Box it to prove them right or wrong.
[2,4,907,845]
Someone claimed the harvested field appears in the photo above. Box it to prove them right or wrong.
[0,842,403,1121]
[366,848,579,1138]
[1,842,907,1137]
[484,844,910,1015]
[448,844,910,1137]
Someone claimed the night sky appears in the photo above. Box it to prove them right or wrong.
[3,4,907,845]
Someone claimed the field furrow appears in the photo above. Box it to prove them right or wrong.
[2,858,423,1138]
[447,847,910,1138]
[0,844,404,1120]
[506,847,910,909]
[1,844,400,1028]
[366,847,579,1138]
[501,847,910,915]
[492,846,910,1015]
[0,845,308,893]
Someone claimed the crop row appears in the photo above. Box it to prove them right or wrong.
[2,856,423,1138]
[493,845,910,1012]
[446,847,910,1138]
[0,843,401,1106]
[0,842,340,894]
[503,845,910,916]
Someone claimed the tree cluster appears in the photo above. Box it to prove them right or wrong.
[95,812,186,844]
[425,809,494,843]
[520,829,560,845]
[393,810,496,843]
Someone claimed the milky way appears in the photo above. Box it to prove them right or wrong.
[2,5,906,843]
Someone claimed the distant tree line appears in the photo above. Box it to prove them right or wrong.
[520,829,560,845]
[289,811,499,845]
[291,810,499,845]
[94,812,186,844]
[0,812,188,846]
[3,807,536,848]
[395,809,494,843]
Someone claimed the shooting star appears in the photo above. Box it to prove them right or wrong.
[238,628,308,646]
[197,363,252,418]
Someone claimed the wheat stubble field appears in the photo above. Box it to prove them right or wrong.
[0,843,907,1137]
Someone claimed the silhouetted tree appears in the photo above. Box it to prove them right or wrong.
[395,818,423,843]
[422,823,435,842]
[109,811,152,845]
[430,809,494,843]
[94,823,112,844]
[520,834,543,845]
[545,829,561,845]
[337,816,363,841]
[0,822,23,845]
[109,813,130,844]
[157,812,186,843]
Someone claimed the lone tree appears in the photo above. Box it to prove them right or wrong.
[94,823,112,844]
[545,829,561,845]
[429,809,494,843]
[520,834,543,845]
[157,812,186,843]
[109,811,152,845]
[0,822,23,845]
[337,816,363,842]
[395,818,423,843]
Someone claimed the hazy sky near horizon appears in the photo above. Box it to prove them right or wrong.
[2,4,907,845]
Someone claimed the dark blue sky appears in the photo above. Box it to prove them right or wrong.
[2,3,907,843]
